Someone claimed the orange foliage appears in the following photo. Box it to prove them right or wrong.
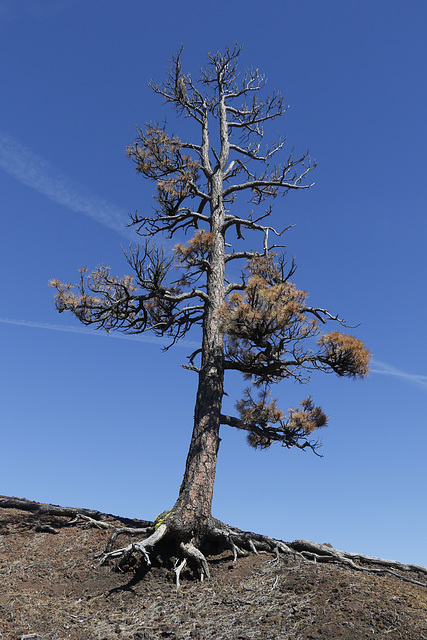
[287,396,328,434]
[218,255,320,384]
[174,231,215,267]
[319,331,371,379]
[236,388,328,450]
[127,125,199,208]
[49,267,138,325]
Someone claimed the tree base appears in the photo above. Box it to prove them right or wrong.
[98,515,427,589]
[98,516,291,586]
[1,498,425,589]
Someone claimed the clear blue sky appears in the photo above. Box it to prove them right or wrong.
[0,0,426,567]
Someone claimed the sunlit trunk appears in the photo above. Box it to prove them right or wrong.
[172,170,226,535]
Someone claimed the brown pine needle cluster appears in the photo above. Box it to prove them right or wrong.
[174,231,215,268]
[127,125,200,221]
[234,388,328,451]
[318,331,371,378]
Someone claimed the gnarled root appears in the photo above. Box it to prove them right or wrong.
[4,499,424,588]
[100,522,213,586]
[0,497,106,520]
[286,540,427,587]
[99,518,426,588]
[99,523,168,571]
[180,541,210,581]
[98,519,295,587]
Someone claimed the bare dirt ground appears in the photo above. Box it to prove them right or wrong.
[0,497,426,640]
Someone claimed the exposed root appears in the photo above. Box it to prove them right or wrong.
[101,516,426,588]
[180,541,210,581]
[173,557,187,588]
[287,540,427,588]
[0,496,152,529]
[99,523,168,570]
[103,525,152,554]
[100,525,212,586]
[247,539,259,555]
[228,538,247,562]
[0,497,106,521]
[2,498,425,588]
[206,525,427,589]
[68,514,114,530]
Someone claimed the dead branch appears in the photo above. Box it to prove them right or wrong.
[0,497,105,521]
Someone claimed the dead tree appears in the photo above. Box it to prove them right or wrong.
[50,46,372,581]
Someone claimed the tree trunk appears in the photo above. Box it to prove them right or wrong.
[171,348,224,535]
[171,171,226,538]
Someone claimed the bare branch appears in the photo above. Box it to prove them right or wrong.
[228,139,285,162]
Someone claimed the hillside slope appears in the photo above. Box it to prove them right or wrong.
[0,498,426,639]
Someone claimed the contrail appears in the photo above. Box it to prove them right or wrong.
[371,359,427,391]
[0,317,198,349]
[1,316,425,390]
[0,131,135,239]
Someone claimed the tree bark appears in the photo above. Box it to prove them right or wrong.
[171,159,226,537]
[172,349,224,534]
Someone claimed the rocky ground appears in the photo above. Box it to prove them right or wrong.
[0,497,426,640]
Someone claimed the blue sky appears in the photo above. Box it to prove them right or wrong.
[0,0,426,567]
